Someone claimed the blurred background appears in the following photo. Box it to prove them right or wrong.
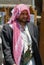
[0,0,44,65]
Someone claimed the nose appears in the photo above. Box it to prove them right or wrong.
[24,14,28,18]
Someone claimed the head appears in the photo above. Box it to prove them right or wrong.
[10,4,30,23]
[18,10,29,24]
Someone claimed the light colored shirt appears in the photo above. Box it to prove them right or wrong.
[20,25,35,65]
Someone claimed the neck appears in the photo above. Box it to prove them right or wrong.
[19,21,26,29]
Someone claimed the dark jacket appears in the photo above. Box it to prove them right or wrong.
[1,22,42,65]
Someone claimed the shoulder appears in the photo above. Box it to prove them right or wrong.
[28,22,38,30]
[1,24,13,38]
[1,24,12,32]
[1,24,13,41]
[27,22,37,29]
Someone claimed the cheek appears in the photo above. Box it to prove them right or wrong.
[20,15,23,19]
[27,15,29,18]
[27,14,30,19]
[25,15,29,19]
[18,15,23,20]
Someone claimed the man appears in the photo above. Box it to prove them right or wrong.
[1,4,42,65]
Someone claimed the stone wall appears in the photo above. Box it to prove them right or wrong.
[0,0,32,5]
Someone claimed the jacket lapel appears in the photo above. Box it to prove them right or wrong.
[27,22,34,38]
[27,23,38,46]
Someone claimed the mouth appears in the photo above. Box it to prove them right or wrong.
[22,18,28,21]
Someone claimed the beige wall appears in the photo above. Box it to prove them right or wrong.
[0,0,32,5]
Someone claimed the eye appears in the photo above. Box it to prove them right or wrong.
[21,12,28,16]
[21,12,24,15]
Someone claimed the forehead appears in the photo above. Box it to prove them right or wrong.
[21,10,28,14]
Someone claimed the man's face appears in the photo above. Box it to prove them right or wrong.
[18,10,29,23]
